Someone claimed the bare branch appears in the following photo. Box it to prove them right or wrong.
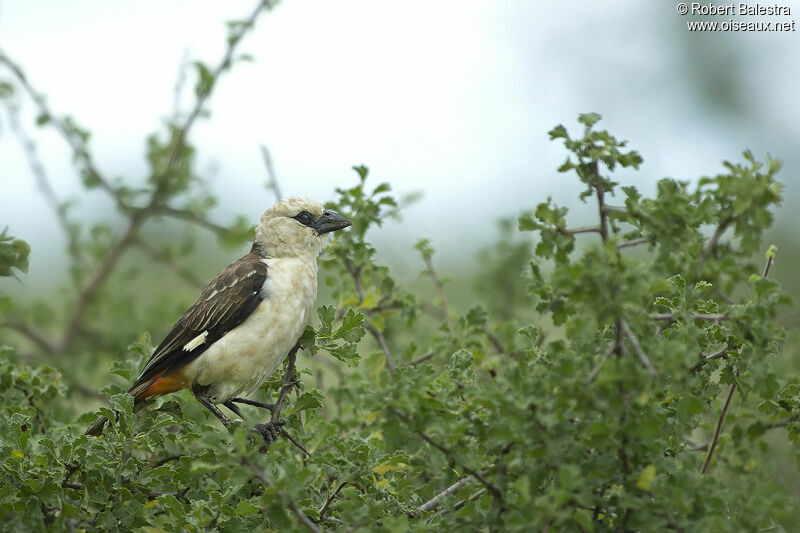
[0,46,118,202]
[344,259,395,373]
[2,318,59,354]
[620,320,656,376]
[700,216,735,263]
[700,381,736,475]
[421,253,453,334]
[245,459,323,533]
[407,351,435,367]
[134,240,206,289]
[419,476,476,513]
[561,226,601,236]
[617,236,649,249]
[318,481,347,522]
[689,346,730,373]
[3,101,73,241]
[584,342,615,384]
[390,408,501,503]
[701,249,774,475]
[149,205,233,236]
[365,323,396,374]
[260,144,283,201]
[650,312,728,322]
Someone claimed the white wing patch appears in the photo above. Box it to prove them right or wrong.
[183,330,208,352]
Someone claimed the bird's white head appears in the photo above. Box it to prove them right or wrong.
[254,196,352,258]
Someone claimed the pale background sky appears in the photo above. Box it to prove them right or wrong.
[1,1,798,282]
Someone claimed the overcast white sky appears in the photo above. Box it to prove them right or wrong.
[1,1,798,280]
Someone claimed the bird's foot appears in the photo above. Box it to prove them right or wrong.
[252,419,286,451]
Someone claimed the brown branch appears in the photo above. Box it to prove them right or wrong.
[620,320,656,376]
[344,258,395,373]
[2,318,58,354]
[365,323,395,374]
[407,351,435,367]
[689,346,730,373]
[390,408,501,503]
[584,342,615,384]
[421,254,453,334]
[244,459,323,533]
[701,249,774,475]
[700,216,735,263]
[59,215,144,353]
[617,236,649,249]
[418,476,477,513]
[149,205,232,236]
[318,481,347,522]
[133,239,206,289]
[0,47,118,202]
[3,101,73,241]
[260,144,283,201]
[561,226,601,236]
[271,345,299,424]
[700,381,736,475]
[650,312,728,322]
[593,161,609,243]
[485,328,505,354]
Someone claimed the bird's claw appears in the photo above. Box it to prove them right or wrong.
[252,419,286,451]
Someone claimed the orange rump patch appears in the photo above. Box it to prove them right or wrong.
[135,370,188,400]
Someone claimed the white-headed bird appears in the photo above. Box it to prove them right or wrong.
[86,197,351,440]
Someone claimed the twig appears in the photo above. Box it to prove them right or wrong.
[2,318,59,354]
[418,476,476,513]
[280,428,311,457]
[650,313,728,322]
[617,236,649,249]
[134,239,206,289]
[149,205,232,236]
[390,408,501,502]
[620,320,656,376]
[365,323,396,374]
[421,253,453,334]
[701,249,775,475]
[260,144,283,201]
[244,459,323,533]
[700,381,736,475]
[485,328,505,354]
[560,226,601,236]
[407,351,435,366]
[318,481,347,522]
[344,259,395,373]
[700,216,734,263]
[0,48,122,204]
[584,342,615,384]
[689,346,730,373]
[171,49,190,123]
[3,101,73,242]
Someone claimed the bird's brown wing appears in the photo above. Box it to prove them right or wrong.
[128,250,268,397]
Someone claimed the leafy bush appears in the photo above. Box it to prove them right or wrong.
[1,5,797,531]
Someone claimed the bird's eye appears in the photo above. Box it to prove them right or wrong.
[294,211,314,226]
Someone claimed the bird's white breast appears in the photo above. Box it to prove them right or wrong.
[182,256,318,402]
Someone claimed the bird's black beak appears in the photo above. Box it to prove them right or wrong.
[313,209,352,234]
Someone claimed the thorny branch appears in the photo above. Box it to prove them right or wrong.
[390,408,502,504]
[0,1,272,358]
[344,258,396,373]
[260,144,283,201]
[244,459,323,533]
[700,250,775,475]
[421,252,454,334]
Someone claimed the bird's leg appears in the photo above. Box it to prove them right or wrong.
[253,342,302,451]
[223,400,245,419]
[192,384,232,429]
[229,397,275,410]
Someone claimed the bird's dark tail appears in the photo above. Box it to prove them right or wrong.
[84,395,145,436]
[85,414,109,436]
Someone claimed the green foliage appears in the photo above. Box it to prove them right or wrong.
[2,112,796,531]
[2,6,797,526]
